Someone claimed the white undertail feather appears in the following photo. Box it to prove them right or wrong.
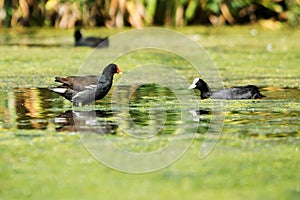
[188,78,200,89]
[51,88,67,93]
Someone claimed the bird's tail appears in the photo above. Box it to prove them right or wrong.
[255,92,266,99]
[54,77,67,84]
[259,93,266,98]
[49,87,67,94]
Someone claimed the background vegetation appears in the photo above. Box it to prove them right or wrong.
[1,0,300,28]
[0,1,299,200]
[0,5,299,200]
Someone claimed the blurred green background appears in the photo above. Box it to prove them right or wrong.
[1,0,300,28]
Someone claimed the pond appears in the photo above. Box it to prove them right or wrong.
[0,85,299,138]
[0,27,300,199]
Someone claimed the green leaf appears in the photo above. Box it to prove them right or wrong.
[185,0,198,21]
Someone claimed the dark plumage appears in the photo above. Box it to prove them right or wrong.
[50,64,122,106]
[74,29,109,48]
[189,78,266,100]
[55,75,99,91]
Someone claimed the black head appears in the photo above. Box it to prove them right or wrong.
[188,78,209,90]
[102,63,122,75]
[189,78,212,99]
[74,30,82,42]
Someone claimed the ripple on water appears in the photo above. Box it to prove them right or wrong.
[0,86,299,139]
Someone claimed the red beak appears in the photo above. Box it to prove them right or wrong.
[116,66,122,74]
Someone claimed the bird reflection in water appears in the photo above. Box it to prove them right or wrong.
[2,87,117,134]
[55,110,117,134]
[189,109,211,134]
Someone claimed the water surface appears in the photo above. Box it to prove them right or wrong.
[0,85,299,138]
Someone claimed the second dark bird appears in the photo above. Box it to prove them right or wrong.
[74,29,109,48]
[189,78,266,99]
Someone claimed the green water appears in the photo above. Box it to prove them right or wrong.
[0,86,298,137]
[0,26,299,199]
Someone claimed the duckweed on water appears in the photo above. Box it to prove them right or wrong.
[0,26,299,199]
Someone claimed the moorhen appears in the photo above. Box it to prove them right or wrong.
[50,63,122,106]
[74,29,109,48]
[189,78,266,99]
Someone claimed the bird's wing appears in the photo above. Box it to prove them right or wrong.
[71,84,97,102]
[97,75,111,93]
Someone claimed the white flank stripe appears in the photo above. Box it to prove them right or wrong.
[85,84,97,90]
